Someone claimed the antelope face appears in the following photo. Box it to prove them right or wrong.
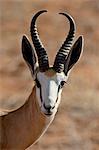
[22,10,84,116]
[35,69,68,116]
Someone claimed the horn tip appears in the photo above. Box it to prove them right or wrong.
[59,12,71,17]
[59,12,70,16]
[42,9,48,12]
[30,10,48,28]
[38,10,48,13]
[35,9,47,15]
[59,12,75,24]
[59,11,76,33]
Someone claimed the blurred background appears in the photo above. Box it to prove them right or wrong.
[0,0,99,150]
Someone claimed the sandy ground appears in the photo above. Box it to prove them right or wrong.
[0,0,99,149]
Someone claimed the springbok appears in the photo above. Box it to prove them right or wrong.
[0,10,84,149]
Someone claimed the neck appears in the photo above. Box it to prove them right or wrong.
[30,85,54,145]
[1,85,55,149]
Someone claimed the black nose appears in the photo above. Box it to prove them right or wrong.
[44,104,52,113]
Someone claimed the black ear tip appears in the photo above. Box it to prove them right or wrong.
[22,35,28,42]
[22,35,32,55]
[22,35,26,40]
[78,35,84,44]
[22,35,31,47]
[73,36,84,54]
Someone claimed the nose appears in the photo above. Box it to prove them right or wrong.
[43,103,54,113]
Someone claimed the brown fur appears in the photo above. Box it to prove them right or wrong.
[0,86,53,149]
[45,69,56,77]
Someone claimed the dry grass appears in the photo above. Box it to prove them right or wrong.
[0,0,99,149]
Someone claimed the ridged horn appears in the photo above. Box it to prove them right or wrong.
[53,12,76,73]
[30,10,49,72]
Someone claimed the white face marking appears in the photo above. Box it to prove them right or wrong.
[36,70,68,116]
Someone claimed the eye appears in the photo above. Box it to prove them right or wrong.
[58,81,66,92]
[60,81,66,87]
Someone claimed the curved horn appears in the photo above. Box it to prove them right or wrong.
[53,12,76,73]
[30,10,49,72]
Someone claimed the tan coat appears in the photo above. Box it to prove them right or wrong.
[0,86,53,149]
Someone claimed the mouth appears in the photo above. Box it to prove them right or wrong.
[44,112,53,116]
[41,106,55,116]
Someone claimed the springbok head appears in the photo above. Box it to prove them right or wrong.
[22,10,84,116]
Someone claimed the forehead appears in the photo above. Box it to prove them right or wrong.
[45,69,56,77]
[37,69,65,80]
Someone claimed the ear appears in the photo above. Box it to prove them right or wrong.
[64,36,84,75]
[22,35,37,76]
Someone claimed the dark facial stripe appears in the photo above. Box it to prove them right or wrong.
[35,78,43,102]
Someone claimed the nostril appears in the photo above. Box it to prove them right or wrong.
[44,103,51,110]
[52,105,55,109]
[43,104,55,114]
[43,103,55,115]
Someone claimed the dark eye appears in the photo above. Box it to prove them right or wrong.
[60,81,66,87]
[58,81,66,92]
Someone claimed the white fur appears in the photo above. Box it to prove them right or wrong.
[36,71,68,116]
